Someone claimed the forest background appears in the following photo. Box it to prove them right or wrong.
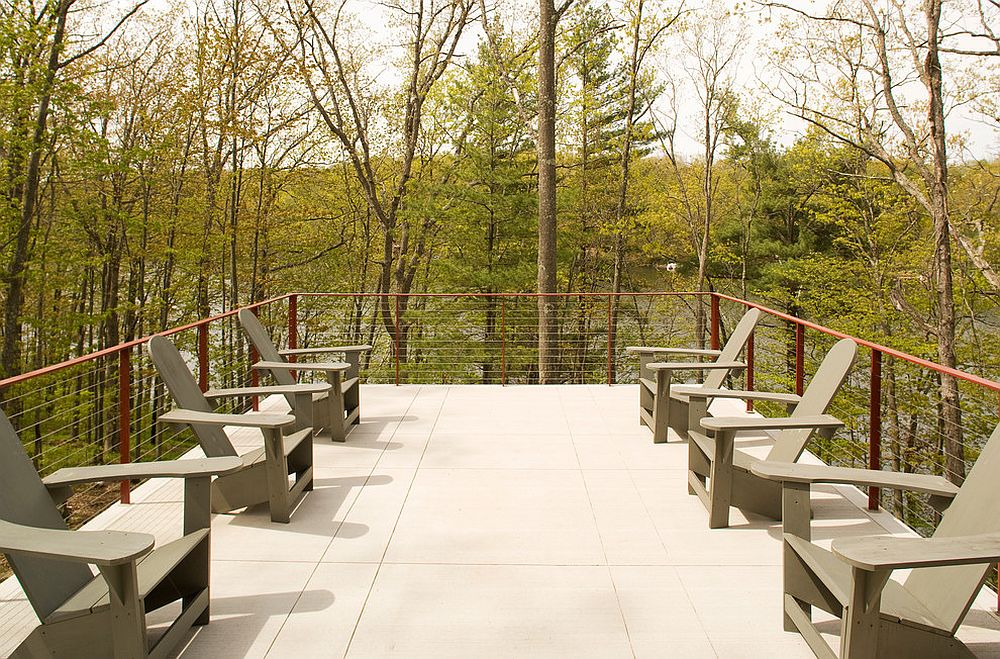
[2,0,1000,498]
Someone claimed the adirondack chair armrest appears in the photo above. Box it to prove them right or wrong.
[625,346,723,357]
[160,409,297,429]
[254,360,349,373]
[701,414,843,432]
[279,344,372,356]
[647,360,746,371]
[0,519,153,566]
[832,532,1000,571]
[673,387,801,405]
[749,462,960,499]
[43,456,244,488]
[204,384,331,400]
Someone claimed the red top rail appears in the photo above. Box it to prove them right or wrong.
[3,290,997,394]
[0,294,291,389]
[714,293,1000,394]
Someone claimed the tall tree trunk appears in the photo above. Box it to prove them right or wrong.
[924,0,962,483]
[537,0,558,383]
[610,0,644,383]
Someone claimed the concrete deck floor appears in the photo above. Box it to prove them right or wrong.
[2,384,1000,658]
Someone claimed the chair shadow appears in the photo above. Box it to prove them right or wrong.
[221,474,394,538]
[349,414,420,432]
[159,589,338,657]
[328,436,404,452]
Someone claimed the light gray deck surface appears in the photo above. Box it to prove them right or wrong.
[1,384,1000,657]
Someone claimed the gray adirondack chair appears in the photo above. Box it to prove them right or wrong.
[750,422,1000,659]
[149,334,326,523]
[626,308,760,443]
[0,409,242,658]
[682,337,857,528]
[238,308,371,443]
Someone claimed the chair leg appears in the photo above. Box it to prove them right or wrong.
[841,567,889,659]
[327,371,347,443]
[99,562,147,658]
[263,427,291,523]
[708,429,734,528]
[345,352,361,425]
[652,369,672,443]
[782,482,812,631]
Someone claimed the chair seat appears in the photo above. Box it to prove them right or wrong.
[240,428,311,466]
[47,529,209,624]
[785,534,950,634]
[689,431,766,472]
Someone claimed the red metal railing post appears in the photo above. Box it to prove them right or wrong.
[607,294,613,386]
[501,297,507,386]
[287,294,298,380]
[746,331,755,412]
[394,295,401,386]
[119,347,131,504]
[869,349,882,510]
[250,344,259,411]
[710,295,721,351]
[795,324,805,396]
[288,294,298,352]
[198,322,209,392]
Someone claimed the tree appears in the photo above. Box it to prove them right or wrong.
[766,0,966,483]
[537,0,562,382]
[276,0,473,373]
[607,0,676,379]
[657,1,744,347]
[0,0,146,381]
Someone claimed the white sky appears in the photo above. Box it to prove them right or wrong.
[115,0,1000,160]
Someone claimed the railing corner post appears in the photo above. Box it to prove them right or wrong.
[287,294,298,380]
[288,293,298,356]
[868,349,882,511]
[198,322,209,392]
[710,294,721,351]
[794,324,805,396]
[250,344,259,411]
[746,330,755,412]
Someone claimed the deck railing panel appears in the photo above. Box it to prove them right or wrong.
[1,289,998,603]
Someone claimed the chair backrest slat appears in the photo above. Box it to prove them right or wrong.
[766,338,857,463]
[704,309,761,390]
[148,335,238,458]
[904,422,1000,633]
[0,412,94,620]
[238,309,297,407]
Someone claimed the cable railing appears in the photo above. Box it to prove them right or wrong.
[1,289,998,602]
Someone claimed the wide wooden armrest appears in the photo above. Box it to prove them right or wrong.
[204,384,330,400]
[43,457,244,487]
[254,360,349,372]
[160,409,296,429]
[279,344,372,356]
[749,462,959,498]
[626,346,723,357]
[701,414,842,432]
[0,519,154,566]
[647,360,746,371]
[673,387,801,405]
[832,532,1000,571]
